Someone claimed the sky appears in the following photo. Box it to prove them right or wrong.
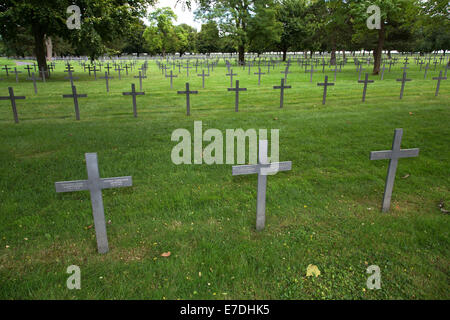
[144,0,201,31]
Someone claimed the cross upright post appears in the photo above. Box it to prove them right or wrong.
[134,71,147,91]
[317,75,335,105]
[254,68,265,86]
[228,80,247,112]
[370,129,419,212]
[122,83,145,117]
[177,83,198,116]
[62,85,87,120]
[232,140,292,231]
[166,70,178,89]
[55,153,132,254]
[396,72,412,99]
[358,73,374,102]
[273,78,291,109]
[432,70,447,96]
[226,69,237,88]
[100,72,114,93]
[197,69,209,89]
[27,72,40,94]
[0,87,25,123]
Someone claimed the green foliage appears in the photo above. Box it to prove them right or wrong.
[196,21,220,54]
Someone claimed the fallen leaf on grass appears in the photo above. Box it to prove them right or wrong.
[402,174,410,179]
[306,264,321,277]
[86,224,93,230]
[161,251,171,257]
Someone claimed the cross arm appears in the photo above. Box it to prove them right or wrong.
[370,148,419,160]
[100,176,133,189]
[55,180,89,192]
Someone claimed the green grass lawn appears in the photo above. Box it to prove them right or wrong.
[0,56,448,299]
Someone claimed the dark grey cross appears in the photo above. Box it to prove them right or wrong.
[92,66,99,80]
[358,64,365,81]
[423,63,430,79]
[24,65,33,77]
[13,68,22,83]
[166,70,178,89]
[100,72,114,93]
[433,60,439,71]
[184,63,192,77]
[115,66,123,80]
[432,71,447,97]
[396,72,412,99]
[388,60,395,72]
[380,63,386,80]
[317,75,335,105]
[306,65,316,83]
[105,63,112,75]
[27,72,40,94]
[0,87,25,123]
[177,83,198,116]
[122,83,145,118]
[400,65,409,73]
[226,69,237,88]
[64,69,79,87]
[2,65,12,76]
[280,67,291,83]
[418,60,425,71]
[55,153,132,254]
[254,68,265,86]
[232,140,292,231]
[62,85,87,120]
[134,71,147,91]
[197,69,209,89]
[273,78,291,109]
[228,80,247,112]
[358,73,374,102]
[321,59,328,72]
[370,129,419,212]
[124,64,130,75]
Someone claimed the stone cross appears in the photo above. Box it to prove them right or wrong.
[166,70,178,89]
[134,71,147,91]
[306,65,316,83]
[370,129,419,212]
[27,72,40,94]
[358,73,374,102]
[232,140,292,231]
[226,69,237,88]
[228,80,247,112]
[100,72,114,93]
[280,67,291,83]
[62,85,87,120]
[24,65,33,77]
[177,83,198,116]
[64,69,79,87]
[273,78,291,109]
[115,66,123,80]
[2,65,12,77]
[55,153,132,254]
[317,75,335,105]
[122,83,145,118]
[197,69,209,89]
[105,63,112,75]
[13,68,22,83]
[423,63,430,79]
[184,62,192,77]
[92,66,99,80]
[396,72,412,99]
[358,64,365,81]
[418,60,425,71]
[254,68,265,86]
[0,87,25,123]
[380,63,386,80]
[432,71,447,97]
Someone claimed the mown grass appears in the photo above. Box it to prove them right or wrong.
[0,55,448,300]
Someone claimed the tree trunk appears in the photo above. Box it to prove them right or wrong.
[373,23,385,75]
[330,38,337,65]
[238,44,245,65]
[45,35,52,62]
[32,24,49,78]
[282,49,287,62]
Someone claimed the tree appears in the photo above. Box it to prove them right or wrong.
[0,0,154,77]
[193,0,281,64]
[175,23,197,56]
[146,7,178,57]
[196,21,220,54]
